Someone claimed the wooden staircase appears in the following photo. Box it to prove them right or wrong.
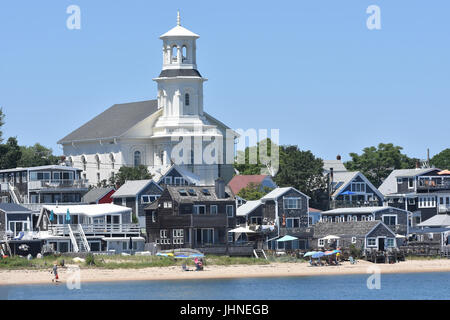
[253,249,267,259]
[68,224,91,253]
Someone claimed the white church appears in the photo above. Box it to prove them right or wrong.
[58,14,237,186]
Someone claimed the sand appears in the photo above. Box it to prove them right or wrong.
[1,259,450,286]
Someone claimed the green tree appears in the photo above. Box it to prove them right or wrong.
[110,165,152,187]
[430,149,450,169]
[237,182,273,200]
[345,143,418,187]
[18,143,60,167]
[234,138,279,176]
[0,137,22,169]
[274,145,327,209]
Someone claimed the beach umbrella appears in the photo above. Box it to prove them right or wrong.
[395,234,406,238]
[174,255,190,259]
[312,252,325,259]
[65,209,71,223]
[49,210,54,222]
[324,251,335,256]
[190,253,204,258]
[340,191,356,195]
[276,235,299,242]
[303,251,317,257]
[332,249,341,254]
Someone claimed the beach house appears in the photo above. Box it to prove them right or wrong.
[379,168,450,226]
[145,179,248,255]
[320,206,409,236]
[111,180,163,228]
[312,220,397,252]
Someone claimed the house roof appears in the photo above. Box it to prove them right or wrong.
[378,168,439,196]
[261,187,310,201]
[0,203,32,213]
[309,207,322,213]
[165,185,235,204]
[42,204,131,217]
[237,200,263,217]
[0,165,81,174]
[228,175,271,195]
[313,221,382,238]
[417,214,450,227]
[323,160,347,173]
[331,171,383,200]
[152,164,201,185]
[58,100,158,144]
[82,187,114,204]
[160,25,200,38]
[321,206,408,215]
[112,180,160,198]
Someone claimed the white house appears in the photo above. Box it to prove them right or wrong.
[58,13,237,187]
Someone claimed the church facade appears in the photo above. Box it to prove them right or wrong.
[58,15,237,186]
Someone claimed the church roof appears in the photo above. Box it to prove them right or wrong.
[158,69,202,78]
[160,25,199,39]
[58,100,158,144]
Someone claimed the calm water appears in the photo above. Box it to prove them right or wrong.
[1,272,449,300]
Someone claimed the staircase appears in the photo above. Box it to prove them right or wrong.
[8,183,21,204]
[253,249,267,260]
[68,224,91,253]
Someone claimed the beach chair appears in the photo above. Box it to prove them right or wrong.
[14,231,24,240]
[349,256,357,265]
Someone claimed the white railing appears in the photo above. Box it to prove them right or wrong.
[438,205,450,213]
[67,225,80,253]
[49,223,140,236]
[78,224,91,252]
[28,179,89,190]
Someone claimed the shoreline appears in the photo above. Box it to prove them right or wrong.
[2,259,450,286]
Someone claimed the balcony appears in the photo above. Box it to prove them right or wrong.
[49,223,140,236]
[28,179,89,191]
[438,205,450,213]
[331,200,380,209]
[417,178,450,191]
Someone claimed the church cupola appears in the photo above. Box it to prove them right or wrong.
[160,11,200,71]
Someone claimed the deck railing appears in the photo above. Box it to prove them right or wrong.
[28,179,89,190]
[49,223,140,236]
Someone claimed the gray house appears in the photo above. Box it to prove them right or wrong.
[320,206,409,235]
[0,203,34,238]
[312,220,397,252]
[112,180,163,228]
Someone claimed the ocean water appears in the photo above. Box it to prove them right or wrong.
[1,272,449,300]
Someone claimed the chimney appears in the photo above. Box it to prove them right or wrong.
[336,155,341,161]
[215,178,225,199]
[416,161,420,169]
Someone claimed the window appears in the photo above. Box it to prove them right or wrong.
[185,93,190,106]
[95,155,101,170]
[173,229,184,238]
[193,205,206,215]
[134,151,141,167]
[30,172,51,181]
[164,177,172,185]
[351,237,357,244]
[226,205,234,218]
[228,232,233,243]
[408,178,414,189]
[408,198,416,205]
[367,238,377,247]
[250,216,262,225]
[163,201,172,208]
[286,218,300,228]
[284,197,301,209]
[386,238,395,248]
[383,215,397,226]
[397,178,403,184]
[353,216,357,222]
[350,182,366,193]
[53,172,61,180]
[318,239,325,247]
[347,215,352,222]
[160,230,168,238]
[141,195,160,204]
[152,212,157,223]
[179,189,188,196]
[419,196,436,208]
[202,189,211,196]
[174,177,186,185]
[210,205,218,215]
[187,189,196,196]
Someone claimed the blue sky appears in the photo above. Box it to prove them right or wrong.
[0,1,449,161]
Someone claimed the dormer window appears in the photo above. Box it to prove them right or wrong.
[182,45,187,62]
[185,93,190,106]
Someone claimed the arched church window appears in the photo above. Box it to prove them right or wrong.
[182,45,187,62]
[95,154,101,170]
[81,155,87,171]
[185,93,190,106]
[171,45,177,62]
[109,153,115,169]
[134,151,141,167]
[160,150,164,165]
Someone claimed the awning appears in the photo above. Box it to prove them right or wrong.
[276,235,298,242]
[228,227,255,233]
[321,235,340,240]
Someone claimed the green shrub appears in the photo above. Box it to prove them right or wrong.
[85,254,96,266]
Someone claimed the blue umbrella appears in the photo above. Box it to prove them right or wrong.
[312,252,325,259]
[303,251,317,257]
[341,191,356,195]
[65,209,71,223]
[332,249,342,254]
[49,210,54,222]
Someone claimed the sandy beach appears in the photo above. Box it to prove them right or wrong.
[1,259,450,286]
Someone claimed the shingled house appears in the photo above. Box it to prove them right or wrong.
[145,179,242,254]
[320,206,409,236]
[312,220,397,252]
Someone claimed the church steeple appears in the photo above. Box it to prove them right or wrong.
[154,13,206,119]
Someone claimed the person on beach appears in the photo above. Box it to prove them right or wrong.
[51,263,59,282]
